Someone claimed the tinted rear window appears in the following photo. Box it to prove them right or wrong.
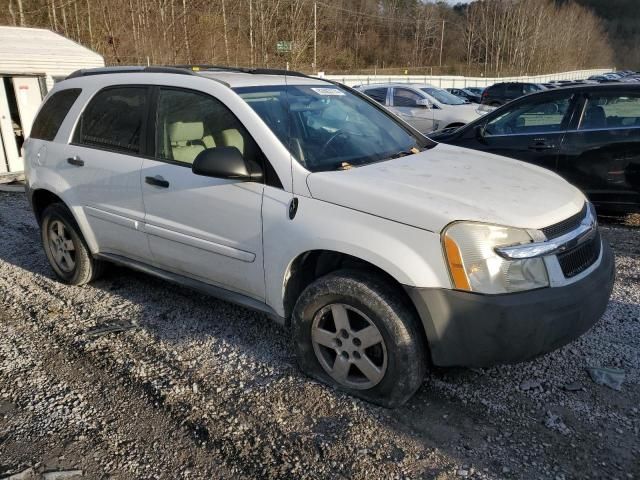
[30,88,81,141]
[363,87,388,104]
[73,86,147,154]
[505,84,523,96]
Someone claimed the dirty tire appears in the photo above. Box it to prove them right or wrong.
[292,269,426,408]
[40,203,104,285]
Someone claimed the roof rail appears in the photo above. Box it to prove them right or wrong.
[66,66,195,80]
[175,64,311,78]
[66,64,312,81]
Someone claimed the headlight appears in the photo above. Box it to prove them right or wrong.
[443,222,549,294]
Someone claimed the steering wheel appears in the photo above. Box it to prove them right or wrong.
[319,129,350,156]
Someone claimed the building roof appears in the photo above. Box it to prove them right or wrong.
[0,26,104,77]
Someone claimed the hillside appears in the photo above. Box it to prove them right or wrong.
[565,0,640,68]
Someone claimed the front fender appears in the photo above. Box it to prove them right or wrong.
[262,189,451,317]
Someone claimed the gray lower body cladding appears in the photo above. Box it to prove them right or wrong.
[406,240,615,367]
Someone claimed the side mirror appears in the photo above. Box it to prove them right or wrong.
[474,124,487,143]
[192,147,262,182]
[416,98,431,108]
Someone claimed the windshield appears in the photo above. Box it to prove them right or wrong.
[235,84,432,172]
[420,87,467,105]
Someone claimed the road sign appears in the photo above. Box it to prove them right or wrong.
[277,41,293,53]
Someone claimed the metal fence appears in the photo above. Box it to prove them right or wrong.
[320,68,612,88]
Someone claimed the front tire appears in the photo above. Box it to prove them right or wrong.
[40,203,104,285]
[292,270,426,407]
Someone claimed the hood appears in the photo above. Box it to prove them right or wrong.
[455,102,482,118]
[306,143,585,233]
[439,102,481,123]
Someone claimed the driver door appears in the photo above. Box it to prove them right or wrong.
[389,87,435,133]
[476,92,578,171]
[141,87,266,300]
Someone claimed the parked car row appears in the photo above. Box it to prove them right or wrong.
[588,70,640,83]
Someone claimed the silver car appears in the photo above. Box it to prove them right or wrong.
[355,83,483,133]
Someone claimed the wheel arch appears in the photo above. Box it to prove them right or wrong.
[30,187,99,254]
[282,249,421,329]
[31,188,65,223]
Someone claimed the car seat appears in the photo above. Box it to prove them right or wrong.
[582,105,607,130]
[169,121,206,164]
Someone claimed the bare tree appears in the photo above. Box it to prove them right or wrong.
[0,0,612,74]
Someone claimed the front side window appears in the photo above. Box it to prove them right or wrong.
[235,84,432,172]
[74,87,147,154]
[484,96,572,136]
[363,87,388,105]
[392,88,422,107]
[420,87,466,105]
[31,88,81,141]
[155,88,265,169]
[579,93,640,130]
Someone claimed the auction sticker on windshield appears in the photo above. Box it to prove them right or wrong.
[311,87,345,96]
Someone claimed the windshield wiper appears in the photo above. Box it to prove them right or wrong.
[390,147,422,159]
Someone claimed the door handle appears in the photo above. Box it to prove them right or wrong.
[67,156,84,167]
[528,142,556,151]
[145,175,170,188]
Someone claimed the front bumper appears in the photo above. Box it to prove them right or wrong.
[406,239,615,367]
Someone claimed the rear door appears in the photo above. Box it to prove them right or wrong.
[390,87,434,132]
[65,85,152,261]
[558,89,640,212]
[140,86,266,300]
[476,90,577,170]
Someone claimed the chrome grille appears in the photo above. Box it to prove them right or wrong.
[542,203,588,240]
[557,231,601,278]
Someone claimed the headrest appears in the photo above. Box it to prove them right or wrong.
[221,129,244,154]
[169,121,204,142]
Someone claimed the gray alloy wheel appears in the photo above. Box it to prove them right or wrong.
[40,203,105,285]
[46,219,77,273]
[292,269,427,407]
[311,303,388,390]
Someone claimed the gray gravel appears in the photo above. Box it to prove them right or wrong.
[0,191,638,479]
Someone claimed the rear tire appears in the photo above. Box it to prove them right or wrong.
[40,203,104,285]
[292,269,426,408]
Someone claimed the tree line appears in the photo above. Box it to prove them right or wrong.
[2,0,613,75]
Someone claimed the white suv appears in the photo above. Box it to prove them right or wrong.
[25,66,614,407]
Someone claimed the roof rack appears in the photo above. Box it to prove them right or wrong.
[66,64,313,81]
[66,66,195,80]
[175,64,311,78]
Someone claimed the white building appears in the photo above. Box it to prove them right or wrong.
[0,26,104,179]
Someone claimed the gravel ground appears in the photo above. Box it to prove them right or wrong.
[0,191,638,480]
